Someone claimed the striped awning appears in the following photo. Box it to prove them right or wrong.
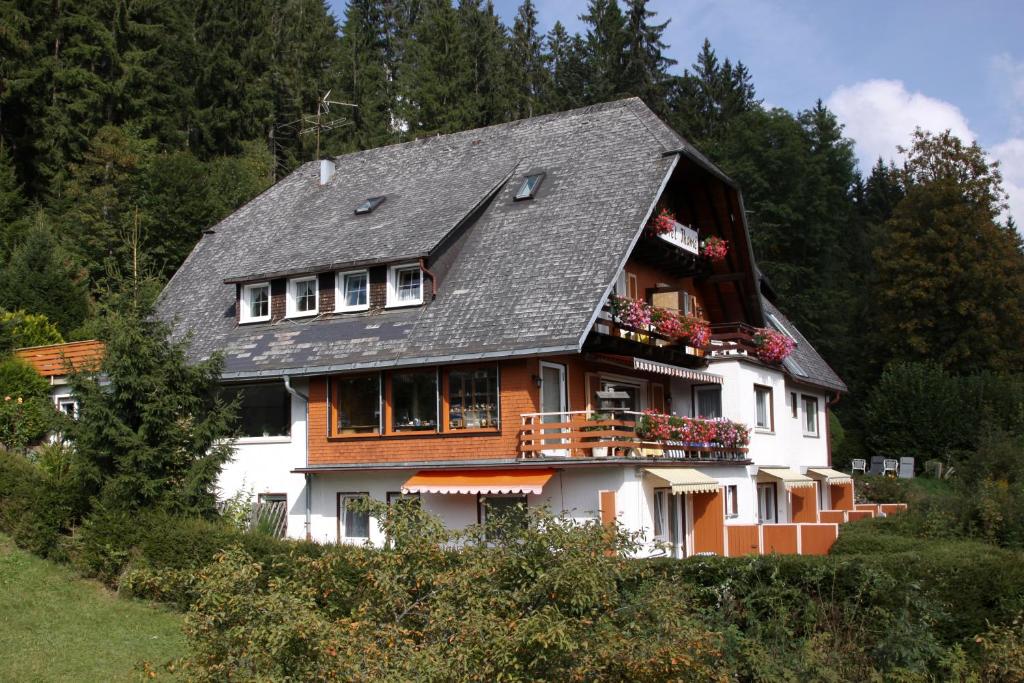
[401,468,555,495]
[632,358,723,384]
[806,468,853,485]
[757,467,816,490]
[644,468,720,495]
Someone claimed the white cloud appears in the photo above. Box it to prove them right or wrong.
[826,79,976,166]
[827,79,1022,228]
[991,53,1024,135]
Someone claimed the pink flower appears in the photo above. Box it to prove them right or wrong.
[647,208,677,237]
[752,328,795,363]
[701,236,729,262]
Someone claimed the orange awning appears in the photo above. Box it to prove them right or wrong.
[401,468,556,495]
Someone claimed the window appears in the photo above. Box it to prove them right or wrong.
[387,264,423,307]
[336,270,369,312]
[514,173,544,200]
[223,382,291,438]
[802,395,819,436]
[754,385,774,431]
[724,485,738,518]
[790,391,798,419]
[448,366,499,429]
[287,276,318,317]
[255,493,287,538]
[331,374,381,435]
[694,385,722,418]
[478,494,528,538]
[354,196,386,214]
[55,396,78,419]
[652,489,669,539]
[386,491,421,507]
[338,493,370,540]
[391,369,438,431]
[240,282,271,323]
[757,483,777,524]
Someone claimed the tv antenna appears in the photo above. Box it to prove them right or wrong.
[299,90,357,158]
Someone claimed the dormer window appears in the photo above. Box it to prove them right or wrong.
[240,283,271,323]
[355,196,385,214]
[336,269,369,312]
[287,276,319,317]
[387,263,423,308]
[514,173,544,201]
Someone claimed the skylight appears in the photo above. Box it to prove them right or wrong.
[514,173,545,201]
[355,196,386,214]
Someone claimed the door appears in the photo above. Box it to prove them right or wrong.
[668,494,686,559]
[757,483,777,524]
[539,361,568,456]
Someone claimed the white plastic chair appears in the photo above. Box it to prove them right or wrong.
[851,458,866,474]
[882,459,898,477]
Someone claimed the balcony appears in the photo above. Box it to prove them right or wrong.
[587,298,709,368]
[518,411,750,462]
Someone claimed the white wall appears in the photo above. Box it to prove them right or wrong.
[217,378,309,540]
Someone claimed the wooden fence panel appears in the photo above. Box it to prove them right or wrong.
[846,510,875,522]
[819,510,846,524]
[830,482,854,510]
[726,524,760,557]
[800,524,839,555]
[879,503,907,515]
[790,486,819,523]
[692,490,725,556]
[762,524,798,554]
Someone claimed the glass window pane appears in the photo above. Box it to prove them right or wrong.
[755,388,769,428]
[344,273,367,307]
[653,490,665,537]
[343,496,369,538]
[448,367,499,429]
[480,495,527,539]
[333,374,380,434]
[396,268,421,303]
[249,285,269,318]
[392,370,437,431]
[295,279,316,312]
[696,387,722,418]
[803,397,817,433]
[225,382,290,437]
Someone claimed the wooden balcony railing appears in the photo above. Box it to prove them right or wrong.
[518,411,749,461]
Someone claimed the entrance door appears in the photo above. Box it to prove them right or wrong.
[539,362,568,456]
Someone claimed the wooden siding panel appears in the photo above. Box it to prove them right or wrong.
[846,510,875,522]
[599,490,616,526]
[726,524,760,557]
[762,524,798,554]
[800,524,838,556]
[830,482,854,511]
[790,486,818,524]
[819,510,846,524]
[691,490,724,556]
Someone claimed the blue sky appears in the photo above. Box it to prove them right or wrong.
[327,0,1024,221]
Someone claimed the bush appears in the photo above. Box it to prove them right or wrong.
[0,355,49,399]
[0,396,63,453]
[0,450,72,558]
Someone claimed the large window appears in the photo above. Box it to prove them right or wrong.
[225,382,291,438]
[754,385,774,431]
[694,385,722,418]
[802,395,819,437]
[652,489,669,539]
[338,493,370,540]
[240,282,270,323]
[387,264,423,307]
[478,494,527,538]
[336,270,369,312]
[332,374,380,435]
[287,276,318,317]
[391,369,438,431]
[757,483,777,524]
[448,366,499,430]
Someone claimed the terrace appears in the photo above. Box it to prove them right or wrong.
[518,410,751,462]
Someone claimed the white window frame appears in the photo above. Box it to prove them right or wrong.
[757,483,777,524]
[754,384,774,432]
[335,269,370,312]
[386,263,424,308]
[338,492,370,541]
[54,394,78,419]
[802,394,820,437]
[652,488,669,540]
[286,276,319,318]
[724,484,738,519]
[240,282,271,323]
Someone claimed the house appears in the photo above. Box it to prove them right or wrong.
[14,340,105,417]
[158,98,856,556]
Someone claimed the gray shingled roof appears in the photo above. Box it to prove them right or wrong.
[159,99,688,377]
[158,97,845,393]
[762,297,847,392]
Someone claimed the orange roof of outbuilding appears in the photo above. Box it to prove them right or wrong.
[14,340,105,378]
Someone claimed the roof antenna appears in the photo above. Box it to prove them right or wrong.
[300,90,358,160]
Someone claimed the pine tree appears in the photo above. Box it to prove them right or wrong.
[457,0,512,127]
[544,22,588,112]
[339,0,397,151]
[0,144,27,254]
[580,0,628,103]
[620,0,675,112]
[68,294,236,516]
[0,217,91,335]
[508,0,548,119]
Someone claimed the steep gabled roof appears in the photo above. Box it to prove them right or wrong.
[159,99,688,377]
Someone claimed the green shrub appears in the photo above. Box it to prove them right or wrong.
[0,450,72,558]
[0,354,49,399]
[0,396,63,453]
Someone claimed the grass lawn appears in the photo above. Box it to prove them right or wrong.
[0,533,186,682]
